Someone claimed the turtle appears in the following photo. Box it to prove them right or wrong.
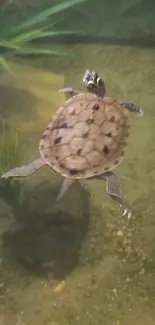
[1,69,143,219]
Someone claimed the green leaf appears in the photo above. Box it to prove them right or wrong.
[7,27,48,45]
[9,29,86,45]
[4,0,88,36]
[15,47,70,56]
[0,55,14,75]
[0,40,20,50]
[27,29,87,39]
[0,0,88,61]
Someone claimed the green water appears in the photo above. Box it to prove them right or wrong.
[0,41,155,325]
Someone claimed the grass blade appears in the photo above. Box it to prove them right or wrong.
[9,29,86,45]
[7,27,48,45]
[0,40,20,49]
[4,0,88,36]
[0,55,14,74]
[27,29,87,39]
[15,46,70,56]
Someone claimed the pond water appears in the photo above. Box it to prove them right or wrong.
[0,42,155,325]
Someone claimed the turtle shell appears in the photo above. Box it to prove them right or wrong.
[39,93,130,179]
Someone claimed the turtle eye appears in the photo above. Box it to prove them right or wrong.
[97,77,104,85]
[87,80,95,88]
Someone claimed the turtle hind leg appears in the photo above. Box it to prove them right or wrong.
[97,171,132,219]
[1,157,45,179]
[56,178,74,201]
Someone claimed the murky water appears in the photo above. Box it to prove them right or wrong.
[0,43,155,325]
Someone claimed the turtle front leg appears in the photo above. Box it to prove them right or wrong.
[59,88,80,99]
[96,171,131,219]
[120,101,144,117]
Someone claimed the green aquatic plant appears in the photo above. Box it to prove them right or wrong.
[0,123,21,173]
[0,123,23,213]
[0,0,88,72]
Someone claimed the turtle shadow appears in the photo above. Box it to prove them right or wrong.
[2,178,90,280]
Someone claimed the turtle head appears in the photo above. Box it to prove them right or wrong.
[83,69,106,97]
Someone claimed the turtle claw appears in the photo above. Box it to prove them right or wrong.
[59,88,73,93]
[139,108,144,117]
[120,204,132,219]
[123,208,132,219]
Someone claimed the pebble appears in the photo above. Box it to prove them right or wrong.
[117,230,124,237]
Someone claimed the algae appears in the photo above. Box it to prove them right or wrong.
[0,62,64,133]
[0,43,155,325]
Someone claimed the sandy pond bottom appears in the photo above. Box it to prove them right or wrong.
[0,43,155,325]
